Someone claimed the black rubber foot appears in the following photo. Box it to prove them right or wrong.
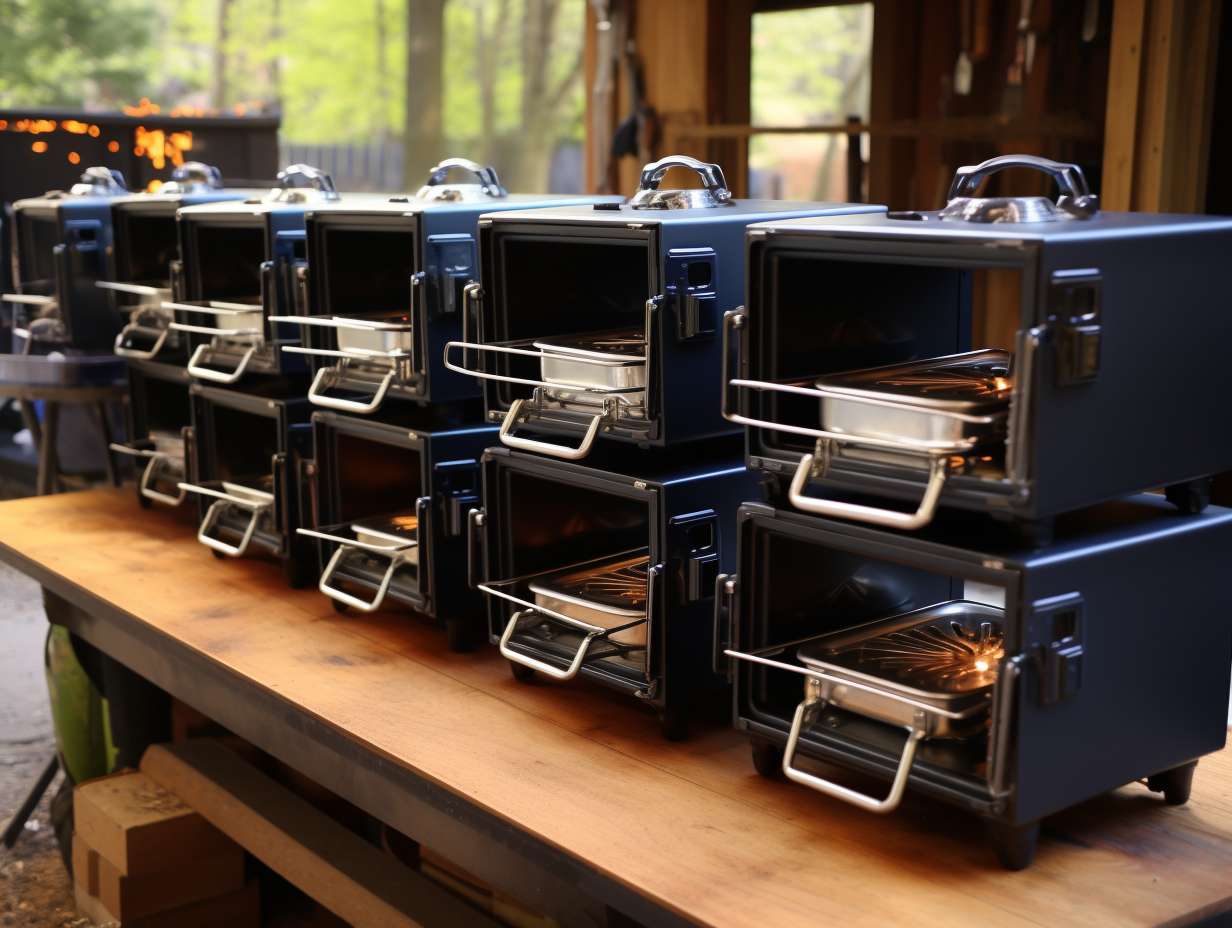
[658,706,690,742]
[509,661,536,683]
[988,820,1040,871]
[137,492,153,510]
[331,599,350,615]
[1148,760,1197,805]
[210,549,228,560]
[446,618,479,653]
[1165,478,1212,515]
[751,741,785,779]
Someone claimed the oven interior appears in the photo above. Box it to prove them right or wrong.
[318,225,416,318]
[204,405,278,486]
[316,428,425,595]
[742,526,1007,787]
[760,254,1022,480]
[16,211,59,294]
[191,223,266,304]
[115,210,177,288]
[498,469,651,679]
[490,235,652,407]
[138,375,191,438]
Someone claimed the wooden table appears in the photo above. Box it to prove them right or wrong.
[2,489,1231,928]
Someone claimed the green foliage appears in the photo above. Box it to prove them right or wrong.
[0,0,157,107]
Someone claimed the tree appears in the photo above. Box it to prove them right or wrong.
[0,0,155,107]
[404,0,445,186]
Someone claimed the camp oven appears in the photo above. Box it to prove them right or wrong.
[724,155,1232,537]
[168,164,362,384]
[270,158,620,417]
[179,380,314,586]
[108,358,193,508]
[3,167,128,353]
[717,494,1232,869]
[443,155,882,461]
[103,162,256,362]
[469,437,759,739]
[298,403,495,650]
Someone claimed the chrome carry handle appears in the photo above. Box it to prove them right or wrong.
[947,155,1098,216]
[186,342,257,384]
[499,395,611,461]
[179,481,273,557]
[297,527,418,613]
[270,164,340,202]
[108,443,186,506]
[113,322,170,360]
[783,685,925,815]
[306,363,395,414]
[466,508,485,590]
[418,158,506,198]
[788,451,948,530]
[636,155,731,202]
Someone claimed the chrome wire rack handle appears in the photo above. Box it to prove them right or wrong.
[483,561,655,682]
[305,364,395,414]
[108,443,185,506]
[113,322,170,360]
[788,451,949,530]
[185,342,257,384]
[163,299,263,318]
[179,481,274,557]
[442,340,646,395]
[297,527,418,613]
[783,684,925,815]
[97,280,170,303]
[724,647,970,814]
[499,393,614,461]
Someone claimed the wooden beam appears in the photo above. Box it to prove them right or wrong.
[141,740,497,928]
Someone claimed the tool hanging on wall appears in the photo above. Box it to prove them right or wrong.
[611,34,658,171]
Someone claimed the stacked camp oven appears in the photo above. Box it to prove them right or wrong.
[172,164,343,579]
[278,158,619,646]
[717,155,1232,867]
[461,155,882,734]
[104,161,258,364]
[104,162,259,508]
[3,167,130,354]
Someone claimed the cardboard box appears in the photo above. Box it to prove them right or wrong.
[74,770,236,875]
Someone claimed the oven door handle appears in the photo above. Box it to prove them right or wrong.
[306,363,395,414]
[783,694,925,814]
[114,321,170,360]
[788,451,948,530]
[466,507,485,590]
[720,309,746,422]
[186,342,257,384]
[498,397,606,461]
[179,482,272,557]
[712,573,737,679]
[302,531,416,613]
[110,443,186,506]
[499,609,604,681]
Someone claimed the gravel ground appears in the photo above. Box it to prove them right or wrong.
[0,562,92,927]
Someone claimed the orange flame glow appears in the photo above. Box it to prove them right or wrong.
[31,141,47,154]
[67,151,80,164]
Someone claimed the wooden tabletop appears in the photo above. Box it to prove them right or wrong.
[2,489,1230,928]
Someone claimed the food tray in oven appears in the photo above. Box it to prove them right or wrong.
[816,349,1012,451]
[350,512,420,565]
[527,552,649,647]
[796,600,1004,736]
[533,330,647,393]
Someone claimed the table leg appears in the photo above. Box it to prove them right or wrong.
[95,402,120,487]
[18,399,41,448]
[37,401,60,496]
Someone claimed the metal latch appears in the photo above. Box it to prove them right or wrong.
[669,509,720,604]
[1049,269,1102,385]
[435,459,480,536]
[665,248,717,341]
[1029,592,1084,706]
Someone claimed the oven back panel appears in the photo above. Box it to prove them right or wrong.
[1027,229,1232,517]
[1011,498,1232,823]
[112,208,178,288]
[183,220,266,303]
